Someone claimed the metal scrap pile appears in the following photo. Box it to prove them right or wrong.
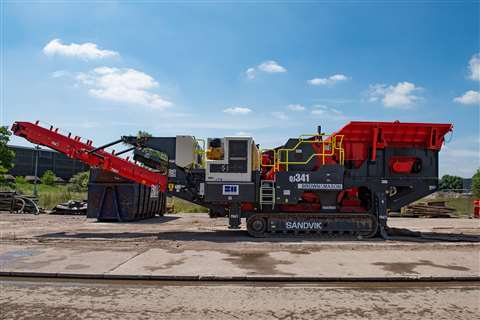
[0,191,40,215]
[50,200,87,215]
[402,201,455,218]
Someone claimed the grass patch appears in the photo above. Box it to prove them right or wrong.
[12,180,206,213]
[410,195,475,218]
[168,197,208,213]
[14,182,86,209]
[440,196,474,217]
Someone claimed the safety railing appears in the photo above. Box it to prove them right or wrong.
[259,134,345,172]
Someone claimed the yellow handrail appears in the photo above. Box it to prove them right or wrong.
[259,133,344,172]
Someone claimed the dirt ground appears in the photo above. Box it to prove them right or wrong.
[0,211,478,244]
[0,213,479,319]
[1,278,479,320]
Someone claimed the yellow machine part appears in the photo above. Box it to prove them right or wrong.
[206,147,224,160]
[251,142,260,171]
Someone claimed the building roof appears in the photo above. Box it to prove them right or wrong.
[8,145,57,153]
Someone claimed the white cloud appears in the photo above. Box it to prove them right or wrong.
[468,53,480,81]
[330,108,343,114]
[272,111,288,120]
[454,90,480,105]
[311,104,328,114]
[368,81,421,108]
[223,107,252,115]
[245,67,256,80]
[43,39,118,60]
[451,54,480,106]
[287,104,305,111]
[76,67,172,109]
[440,139,480,177]
[310,105,346,120]
[308,78,328,85]
[307,74,349,86]
[235,131,252,136]
[258,61,287,73]
[244,60,287,79]
[50,70,70,78]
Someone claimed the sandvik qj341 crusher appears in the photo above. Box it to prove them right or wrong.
[11,120,452,238]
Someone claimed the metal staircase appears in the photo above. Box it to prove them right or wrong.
[259,180,275,210]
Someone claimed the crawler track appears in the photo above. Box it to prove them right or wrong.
[246,213,378,238]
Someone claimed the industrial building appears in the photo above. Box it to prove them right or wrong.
[8,145,89,181]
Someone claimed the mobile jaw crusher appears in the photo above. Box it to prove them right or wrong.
[12,120,452,237]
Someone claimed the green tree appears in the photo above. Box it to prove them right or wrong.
[41,170,56,186]
[68,171,90,192]
[439,174,463,191]
[472,169,480,198]
[137,130,152,138]
[0,126,15,185]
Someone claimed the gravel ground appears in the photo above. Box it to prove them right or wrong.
[1,279,479,320]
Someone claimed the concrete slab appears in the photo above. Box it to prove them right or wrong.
[111,245,479,279]
[1,213,479,279]
[110,248,247,277]
[0,245,140,275]
[270,249,478,278]
[0,243,478,279]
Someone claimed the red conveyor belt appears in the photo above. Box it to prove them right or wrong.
[11,121,167,191]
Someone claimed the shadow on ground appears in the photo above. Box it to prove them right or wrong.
[94,216,180,224]
[386,227,480,242]
[35,228,480,243]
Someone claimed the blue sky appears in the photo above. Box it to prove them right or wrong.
[2,1,479,177]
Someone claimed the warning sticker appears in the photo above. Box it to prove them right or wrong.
[150,185,159,198]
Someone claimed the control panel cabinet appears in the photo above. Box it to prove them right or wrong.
[205,137,254,182]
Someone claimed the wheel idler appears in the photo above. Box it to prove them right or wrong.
[247,216,267,237]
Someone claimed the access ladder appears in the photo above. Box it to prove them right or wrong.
[259,180,275,210]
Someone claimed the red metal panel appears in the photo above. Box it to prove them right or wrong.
[11,121,167,191]
[333,121,453,161]
[389,156,417,174]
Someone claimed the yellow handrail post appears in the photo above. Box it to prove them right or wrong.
[322,141,325,165]
[286,150,289,171]
[276,150,279,170]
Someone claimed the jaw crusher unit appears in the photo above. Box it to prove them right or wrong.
[11,120,452,238]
